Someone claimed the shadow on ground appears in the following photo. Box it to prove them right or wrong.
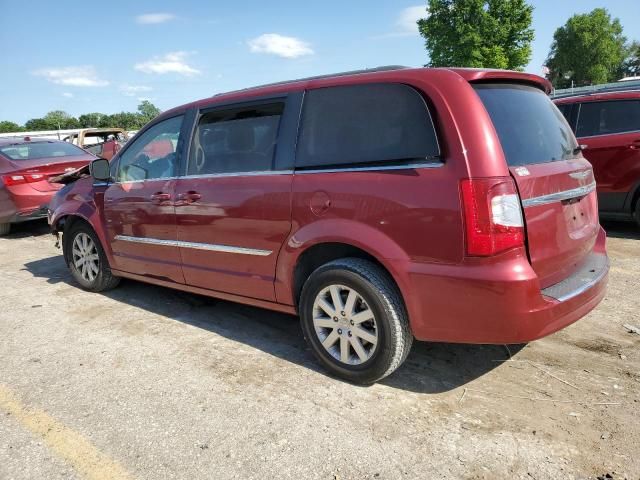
[4,219,50,239]
[23,254,523,394]
[601,220,640,240]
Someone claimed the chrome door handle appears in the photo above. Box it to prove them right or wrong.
[176,191,201,205]
[150,192,171,204]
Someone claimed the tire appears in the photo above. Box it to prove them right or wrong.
[299,258,413,384]
[634,197,640,228]
[64,222,120,292]
[0,223,9,236]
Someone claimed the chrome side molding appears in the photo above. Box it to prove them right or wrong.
[114,235,272,256]
[521,182,596,208]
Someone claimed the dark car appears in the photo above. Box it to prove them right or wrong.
[49,67,608,383]
[0,137,95,235]
[554,90,640,226]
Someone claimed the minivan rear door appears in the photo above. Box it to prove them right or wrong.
[574,98,640,213]
[474,83,600,288]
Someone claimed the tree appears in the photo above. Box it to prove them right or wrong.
[418,0,534,70]
[0,121,22,133]
[137,100,161,124]
[24,118,50,131]
[622,41,640,78]
[42,110,79,129]
[545,8,627,88]
[78,113,105,128]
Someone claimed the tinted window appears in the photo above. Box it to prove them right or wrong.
[117,115,183,182]
[474,84,578,166]
[576,100,640,137]
[556,103,572,124]
[188,103,283,175]
[0,141,86,161]
[296,83,440,169]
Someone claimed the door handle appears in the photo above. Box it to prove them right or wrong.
[630,139,640,150]
[150,192,171,204]
[176,191,201,205]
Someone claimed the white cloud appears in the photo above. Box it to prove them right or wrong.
[119,84,153,96]
[136,13,175,24]
[396,5,428,35]
[33,66,109,87]
[134,52,200,76]
[248,33,314,59]
[62,92,73,98]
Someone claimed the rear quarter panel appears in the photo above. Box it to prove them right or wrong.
[275,69,511,308]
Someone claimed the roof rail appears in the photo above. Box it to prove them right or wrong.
[550,79,640,99]
[212,65,410,97]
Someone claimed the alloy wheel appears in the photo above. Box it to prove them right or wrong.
[72,232,100,282]
[312,284,378,365]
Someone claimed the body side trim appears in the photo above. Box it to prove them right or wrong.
[114,235,272,256]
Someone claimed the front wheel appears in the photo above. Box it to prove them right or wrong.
[64,223,120,292]
[299,258,413,384]
[634,197,640,228]
[0,223,9,236]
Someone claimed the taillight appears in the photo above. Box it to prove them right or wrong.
[2,174,46,186]
[461,177,524,256]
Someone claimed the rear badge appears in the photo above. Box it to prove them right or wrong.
[515,167,530,177]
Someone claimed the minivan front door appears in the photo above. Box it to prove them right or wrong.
[103,115,185,284]
[174,101,293,301]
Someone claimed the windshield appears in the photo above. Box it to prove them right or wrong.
[474,83,578,166]
[0,141,87,161]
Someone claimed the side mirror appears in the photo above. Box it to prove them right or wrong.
[89,158,111,182]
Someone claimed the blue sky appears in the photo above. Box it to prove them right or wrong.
[1,0,638,125]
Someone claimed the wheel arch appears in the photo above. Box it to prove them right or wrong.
[275,220,413,315]
[56,212,113,267]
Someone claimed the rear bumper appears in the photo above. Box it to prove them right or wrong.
[401,228,609,344]
[0,184,54,224]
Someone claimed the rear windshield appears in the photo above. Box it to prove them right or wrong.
[0,141,87,161]
[474,84,578,166]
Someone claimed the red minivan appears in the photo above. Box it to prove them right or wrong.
[554,90,640,226]
[49,67,609,383]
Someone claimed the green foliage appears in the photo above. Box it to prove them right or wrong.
[545,8,627,88]
[137,100,161,123]
[623,41,640,78]
[418,0,534,70]
[3,101,162,132]
[78,113,105,128]
[0,121,22,133]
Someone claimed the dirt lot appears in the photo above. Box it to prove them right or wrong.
[0,220,638,480]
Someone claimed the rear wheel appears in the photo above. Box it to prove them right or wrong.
[0,223,9,236]
[634,197,640,228]
[299,258,413,384]
[64,223,120,292]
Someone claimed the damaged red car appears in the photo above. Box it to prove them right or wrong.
[0,137,95,235]
[48,66,609,383]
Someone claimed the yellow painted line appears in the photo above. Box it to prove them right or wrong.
[0,384,134,480]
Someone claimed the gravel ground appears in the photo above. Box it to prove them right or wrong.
[0,220,638,480]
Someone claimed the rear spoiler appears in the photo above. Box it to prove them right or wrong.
[448,68,552,94]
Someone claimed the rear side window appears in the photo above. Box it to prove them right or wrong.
[474,84,577,166]
[576,100,640,137]
[188,103,284,175]
[556,103,572,124]
[296,83,440,169]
